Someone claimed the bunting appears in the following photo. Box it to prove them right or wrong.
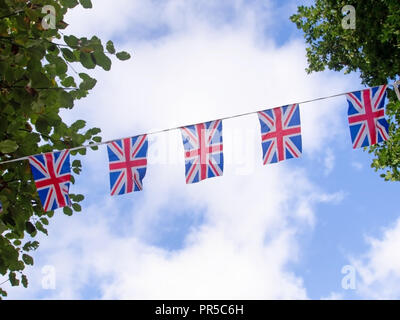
[258,104,302,165]
[11,84,393,212]
[28,150,71,211]
[346,85,389,148]
[180,120,224,184]
[107,135,148,195]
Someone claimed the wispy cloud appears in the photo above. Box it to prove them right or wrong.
[323,148,335,176]
[351,161,363,171]
[350,218,400,299]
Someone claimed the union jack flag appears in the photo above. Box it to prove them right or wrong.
[107,135,148,196]
[346,85,389,148]
[258,104,302,165]
[180,120,223,184]
[29,150,71,212]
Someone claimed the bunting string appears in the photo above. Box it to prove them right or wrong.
[0,84,396,167]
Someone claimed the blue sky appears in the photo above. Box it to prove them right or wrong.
[4,0,400,299]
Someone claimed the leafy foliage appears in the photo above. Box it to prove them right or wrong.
[291,0,400,180]
[0,0,130,297]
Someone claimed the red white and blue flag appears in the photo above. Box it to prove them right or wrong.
[29,150,71,212]
[107,135,148,196]
[258,104,302,165]
[346,85,389,148]
[180,120,223,184]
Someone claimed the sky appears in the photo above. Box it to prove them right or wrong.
[4,0,400,300]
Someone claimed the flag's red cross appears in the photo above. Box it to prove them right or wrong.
[109,137,147,195]
[347,89,386,146]
[183,122,223,182]
[260,107,301,163]
[31,152,70,210]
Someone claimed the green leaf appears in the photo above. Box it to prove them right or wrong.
[61,48,76,62]
[64,35,79,47]
[9,272,19,286]
[25,222,36,235]
[61,76,77,88]
[77,148,87,155]
[55,59,68,75]
[79,0,93,9]
[21,275,28,288]
[72,160,82,167]
[79,52,96,69]
[31,73,51,88]
[93,51,112,71]
[23,241,40,251]
[0,140,18,153]
[0,221,7,234]
[59,91,74,109]
[35,221,48,236]
[71,120,86,131]
[22,254,34,266]
[87,127,101,135]
[61,0,79,8]
[35,117,50,135]
[72,203,82,212]
[106,41,116,54]
[79,73,97,90]
[0,288,7,297]
[116,51,131,61]
[63,206,73,216]
[75,194,84,202]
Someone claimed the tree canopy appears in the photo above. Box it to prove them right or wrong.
[291,0,400,180]
[0,0,130,298]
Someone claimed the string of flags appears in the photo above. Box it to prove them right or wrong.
[0,84,395,212]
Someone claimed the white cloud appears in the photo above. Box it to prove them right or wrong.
[64,0,275,41]
[8,162,332,299]
[350,218,400,299]
[323,148,335,176]
[4,0,353,299]
[351,161,363,171]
